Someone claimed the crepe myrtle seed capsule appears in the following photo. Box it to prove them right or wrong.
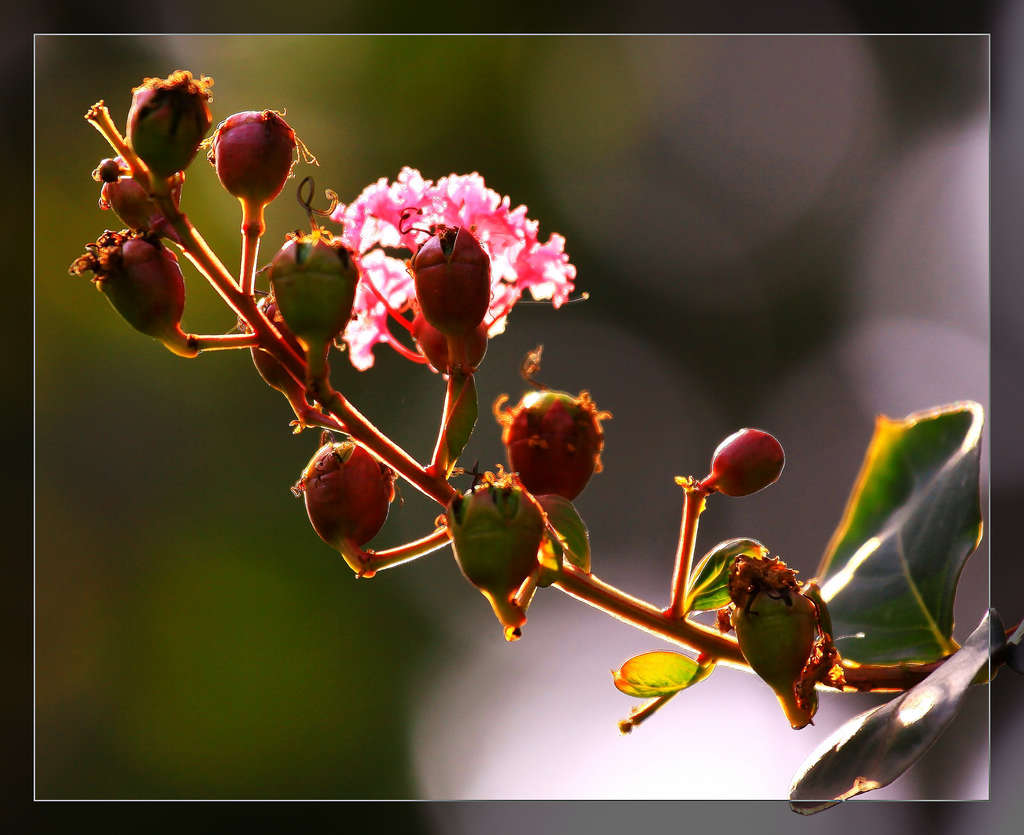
[126,70,213,178]
[412,312,488,374]
[250,296,297,393]
[293,440,396,549]
[68,230,195,357]
[702,428,785,497]
[410,225,491,336]
[728,554,818,729]
[268,231,358,382]
[208,110,297,207]
[446,476,546,639]
[495,390,609,501]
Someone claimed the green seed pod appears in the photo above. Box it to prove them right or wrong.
[446,477,546,639]
[268,231,358,382]
[728,555,818,729]
[69,230,195,358]
[126,71,213,177]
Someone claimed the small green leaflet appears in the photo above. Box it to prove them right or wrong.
[438,372,477,477]
[537,494,590,572]
[684,538,768,614]
[612,650,715,698]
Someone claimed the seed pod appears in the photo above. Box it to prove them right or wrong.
[126,70,213,177]
[728,555,818,729]
[69,230,195,357]
[208,110,297,206]
[410,225,491,336]
[496,390,609,500]
[446,478,546,638]
[703,428,784,497]
[412,312,488,373]
[268,231,359,382]
[294,440,396,549]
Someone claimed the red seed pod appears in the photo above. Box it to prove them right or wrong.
[126,70,213,177]
[495,390,610,500]
[294,440,396,548]
[410,225,491,336]
[446,474,546,638]
[207,110,297,206]
[68,230,195,357]
[411,312,488,373]
[703,428,785,497]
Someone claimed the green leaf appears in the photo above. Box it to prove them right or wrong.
[537,494,590,573]
[612,651,715,698]
[816,402,983,665]
[684,537,768,613]
[439,372,477,477]
[790,609,1002,814]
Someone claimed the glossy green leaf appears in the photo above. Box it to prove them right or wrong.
[816,402,983,665]
[612,651,715,698]
[790,609,1002,814]
[684,537,768,613]
[537,494,590,572]
[439,372,477,477]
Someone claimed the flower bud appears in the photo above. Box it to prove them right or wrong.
[495,390,609,500]
[69,230,195,357]
[410,225,491,336]
[207,110,296,206]
[293,440,396,549]
[728,555,818,729]
[126,71,213,177]
[268,231,359,380]
[250,296,297,393]
[446,476,546,638]
[703,428,784,497]
[412,312,488,373]
[94,157,181,241]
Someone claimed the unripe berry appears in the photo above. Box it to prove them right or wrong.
[412,312,488,373]
[126,71,213,177]
[293,440,396,549]
[69,230,195,357]
[207,110,296,206]
[446,477,546,638]
[410,225,491,336]
[703,428,784,497]
[728,555,818,729]
[496,390,609,500]
[268,231,359,381]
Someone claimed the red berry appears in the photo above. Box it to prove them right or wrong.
[294,440,396,548]
[410,225,491,336]
[207,110,296,206]
[69,230,194,357]
[411,312,488,373]
[704,428,785,497]
[496,390,609,500]
[126,70,213,177]
[250,296,297,393]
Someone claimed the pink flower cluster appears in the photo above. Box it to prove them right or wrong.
[329,167,577,370]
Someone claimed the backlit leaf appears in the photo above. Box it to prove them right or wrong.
[612,651,715,698]
[684,538,768,613]
[537,494,590,572]
[816,402,983,665]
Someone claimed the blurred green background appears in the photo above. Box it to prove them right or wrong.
[36,35,993,804]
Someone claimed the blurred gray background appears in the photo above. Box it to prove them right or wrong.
[27,18,1022,835]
